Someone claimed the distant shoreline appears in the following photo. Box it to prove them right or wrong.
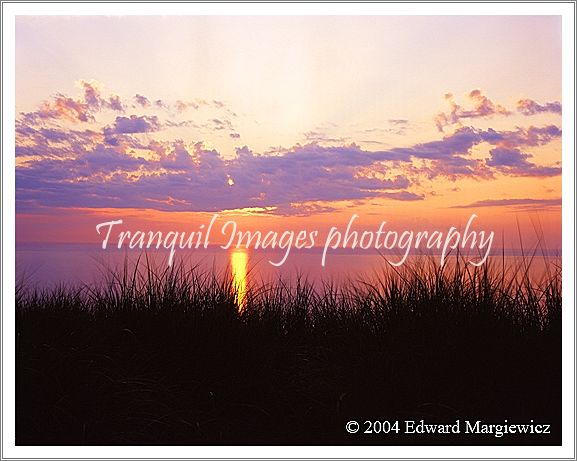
[16,241,563,257]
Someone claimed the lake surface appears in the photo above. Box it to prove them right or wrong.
[16,243,560,292]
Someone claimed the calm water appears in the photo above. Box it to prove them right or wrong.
[16,243,560,292]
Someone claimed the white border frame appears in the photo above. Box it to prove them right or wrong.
[2,2,575,459]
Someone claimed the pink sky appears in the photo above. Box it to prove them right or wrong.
[15,16,562,250]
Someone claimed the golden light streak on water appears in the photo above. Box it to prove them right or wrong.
[230,249,248,311]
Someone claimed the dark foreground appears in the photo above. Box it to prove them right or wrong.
[16,259,561,445]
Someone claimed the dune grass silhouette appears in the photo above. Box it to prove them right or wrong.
[16,253,561,445]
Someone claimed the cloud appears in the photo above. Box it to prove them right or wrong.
[21,95,94,123]
[497,125,562,147]
[15,82,563,215]
[486,147,561,177]
[363,122,408,137]
[76,80,125,113]
[18,82,240,132]
[360,140,387,145]
[487,147,531,167]
[79,80,124,112]
[134,94,151,108]
[211,118,234,131]
[435,89,511,131]
[165,120,200,128]
[380,191,424,201]
[19,80,127,124]
[80,80,102,109]
[175,100,199,112]
[108,115,161,134]
[15,139,418,213]
[452,198,561,209]
[273,202,337,217]
[16,118,562,213]
[107,95,124,112]
[173,99,233,113]
[303,131,347,143]
[517,99,562,115]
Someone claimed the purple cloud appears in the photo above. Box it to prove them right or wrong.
[15,82,563,215]
[452,198,561,209]
[21,82,238,125]
[380,191,424,201]
[20,94,93,123]
[19,81,129,124]
[77,80,125,113]
[487,147,530,167]
[108,115,160,134]
[303,131,347,143]
[517,99,562,116]
[107,95,124,112]
[211,118,234,131]
[175,100,200,112]
[80,80,101,109]
[435,89,511,131]
[487,147,561,177]
[134,94,151,108]
[16,120,562,213]
[15,138,417,213]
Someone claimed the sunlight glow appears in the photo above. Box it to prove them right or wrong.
[230,249,248,311]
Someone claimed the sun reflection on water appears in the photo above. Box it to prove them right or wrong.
[230,249,248,311]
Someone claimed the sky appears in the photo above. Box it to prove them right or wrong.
[15,16,562,250]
